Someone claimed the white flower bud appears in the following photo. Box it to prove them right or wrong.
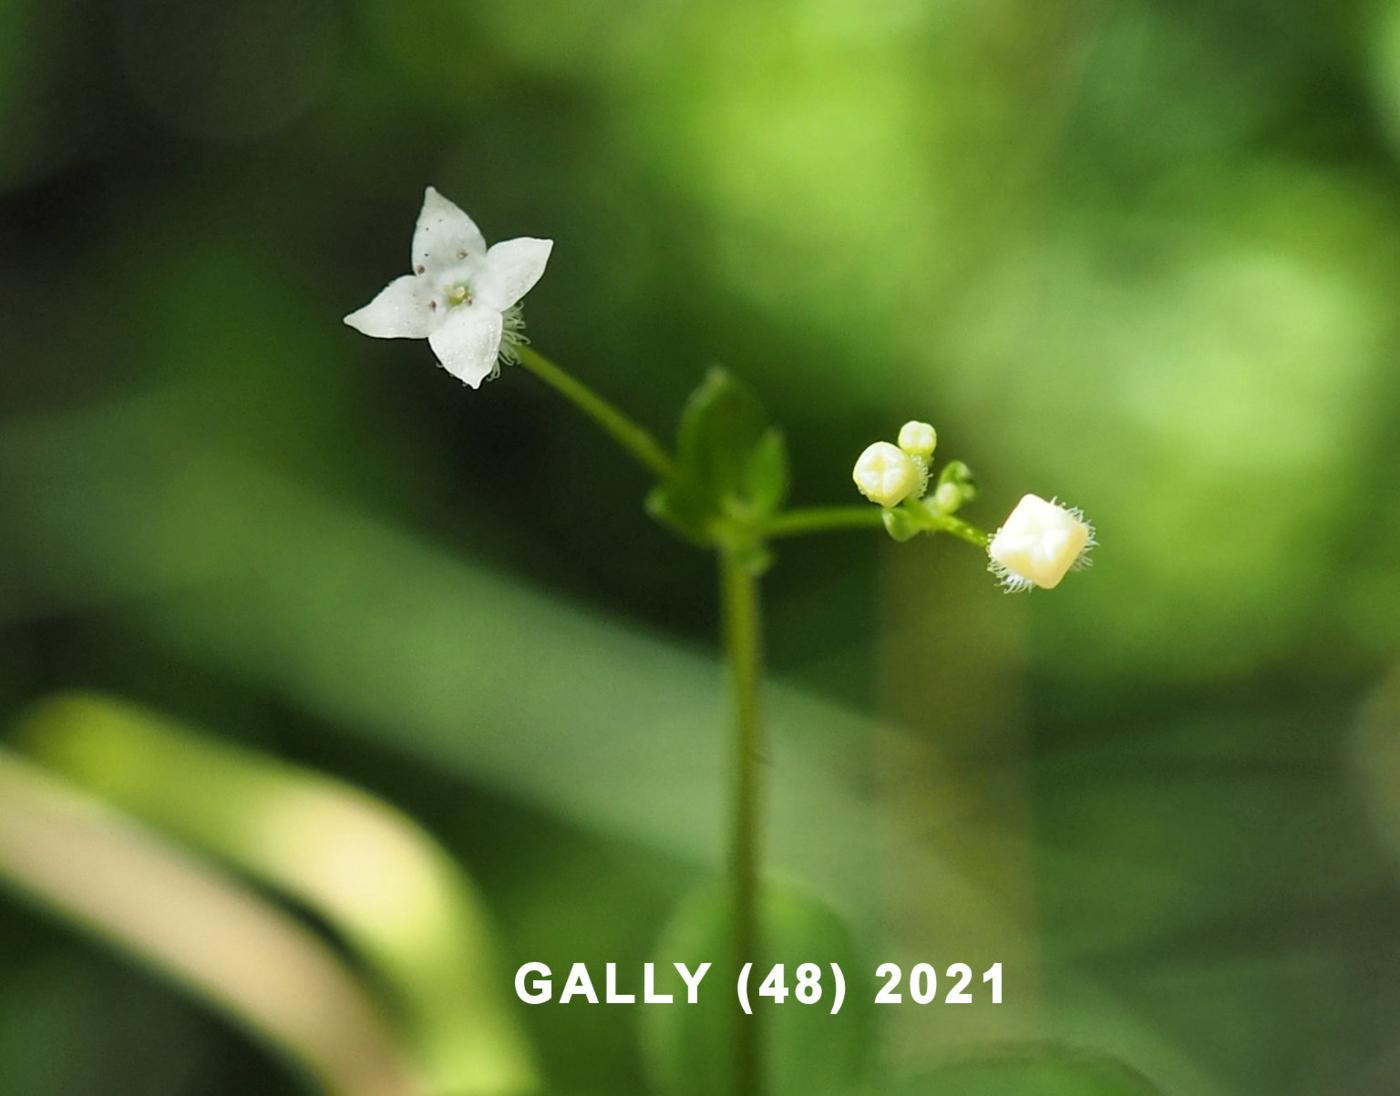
[987,493,1094,591]
[852,442,920,508]
[897,420,937,459]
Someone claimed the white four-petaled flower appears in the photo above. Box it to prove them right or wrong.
[987,493,1094,592]
[344,187,553,388]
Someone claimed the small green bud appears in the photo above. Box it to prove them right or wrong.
[932,481,962,513]
[935,460,977,504]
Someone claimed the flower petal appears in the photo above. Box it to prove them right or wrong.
[343,274,435,339]
[473,237,553,311]
[412,187,488,277]
[428,305,504,388]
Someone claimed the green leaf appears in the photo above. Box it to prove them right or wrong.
[16,693,540,1096]
[642,883,873,1096]
[730,540,774,577]
[890,1046,1161,1096]
[646,482,715,546]
[676,366,770,504]
[882,506,922,542]
[741,428,791,517]
[650,367,786,547]
[0,746,420,1096]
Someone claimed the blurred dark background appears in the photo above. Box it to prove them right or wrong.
[2,0,1400,1093]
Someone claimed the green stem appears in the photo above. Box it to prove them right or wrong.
[764,506,885,539]
[928,512,991,547]
[720,548,764,1096]
[517,345,677,482]
[766,503,990,548]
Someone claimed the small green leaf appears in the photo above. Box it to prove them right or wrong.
[651,367,787,547]
[676,366,770,505]
[882,506,922,542]
[645,483,715,546]
[741,428,791,517]
[730,540,774,577]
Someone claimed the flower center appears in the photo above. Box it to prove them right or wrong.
[446,283,472,307]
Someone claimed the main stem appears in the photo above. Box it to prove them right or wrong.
[514,346,992,1096]
[720,548,764,1096]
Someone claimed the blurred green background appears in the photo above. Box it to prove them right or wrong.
[3,0,1400,1093]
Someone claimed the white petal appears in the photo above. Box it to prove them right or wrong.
[412,186,488,277]
[428,305,504,388]
[344,274,435,339]
[473,237,553,311]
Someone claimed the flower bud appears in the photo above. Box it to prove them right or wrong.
[987,493,1094,591]
[897,420,937,459]
[935,459,976,503]
[932,481,963,513]
[852,441,920,508]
